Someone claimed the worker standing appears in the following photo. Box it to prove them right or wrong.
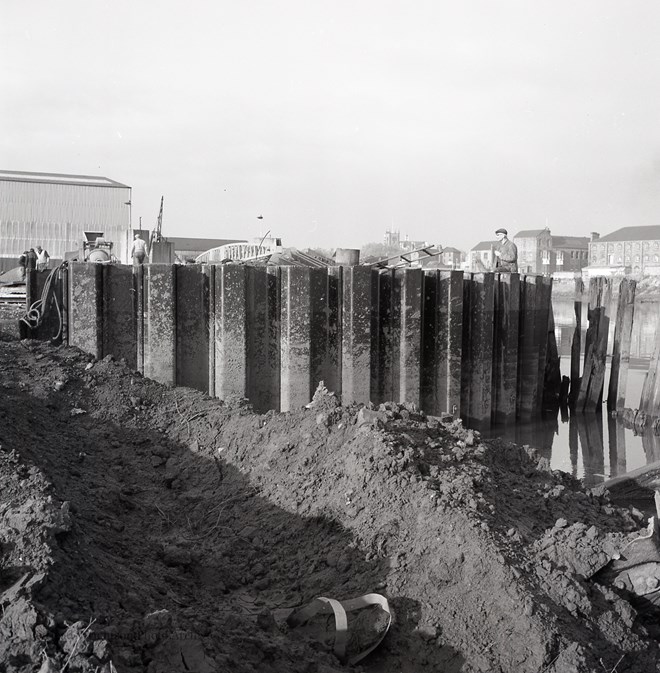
[18,251,27,279]
[130,234,148,266]
[36,246,50,271]
[493,228,518,273]
[26,248,38,273]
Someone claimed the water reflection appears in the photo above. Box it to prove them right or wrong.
[488,405,660,485]
[487,296,660,484]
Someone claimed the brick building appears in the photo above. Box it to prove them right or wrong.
[588,226,660,275]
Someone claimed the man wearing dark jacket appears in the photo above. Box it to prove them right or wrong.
[494,228,518,273]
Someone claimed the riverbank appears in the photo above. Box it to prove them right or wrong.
[1,328,660,671]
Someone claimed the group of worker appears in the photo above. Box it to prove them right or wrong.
[18,246,50,277]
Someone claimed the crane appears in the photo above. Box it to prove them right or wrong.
[149,196,164,256]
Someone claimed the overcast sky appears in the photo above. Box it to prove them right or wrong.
[3,1,660,252]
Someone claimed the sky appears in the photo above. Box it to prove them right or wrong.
[2,1,660,253]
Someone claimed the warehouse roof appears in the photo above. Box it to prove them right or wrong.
[550,235,590,249]
[596,225,660,242]
[0,169,130,189]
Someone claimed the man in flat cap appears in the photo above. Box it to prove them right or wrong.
[494,228,518,273]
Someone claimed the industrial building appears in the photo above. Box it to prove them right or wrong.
[0,169,132,271]
[588,226,660,275]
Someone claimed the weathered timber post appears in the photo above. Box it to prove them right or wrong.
[492,272,520,424]
[569,277,584,406]
[607,278,636,413]
[143,264,177,385]
[577,277,612,412]
[342,266,374,405]
[393,268,423,406]
[422,269,463,417]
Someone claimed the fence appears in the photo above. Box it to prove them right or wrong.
[26,264,557,428]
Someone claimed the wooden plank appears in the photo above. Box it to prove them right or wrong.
[577,277,612,412]
[569,277,584,406]
[607,277,636,412]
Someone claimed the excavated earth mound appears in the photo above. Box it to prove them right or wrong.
[1,329,660,672]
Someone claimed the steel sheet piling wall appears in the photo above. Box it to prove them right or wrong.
[492,272,520,424]
[341,266,373,405]
[102,265,137,368]
[422,270,463,416]
[61,265,556,426]
[144,264,176,385]
[394,268,423,407]
[214,265,248,401]
[246,266,280,413]
[68,262,103,359]
[176,265,211,393]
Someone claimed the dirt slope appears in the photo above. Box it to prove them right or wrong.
[1,330,659,672]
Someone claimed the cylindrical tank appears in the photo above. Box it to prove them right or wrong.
[335,248,360,266]
[87,248,111,263]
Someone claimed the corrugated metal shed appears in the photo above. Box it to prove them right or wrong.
[0,169,132,262]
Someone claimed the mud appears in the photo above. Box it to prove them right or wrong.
[1,319,660,672]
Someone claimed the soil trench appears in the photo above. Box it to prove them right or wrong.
[1,314,660,672]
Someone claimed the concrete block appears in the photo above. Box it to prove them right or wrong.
[144,264,176,385]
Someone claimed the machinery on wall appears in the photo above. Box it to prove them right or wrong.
[80,231,116,263]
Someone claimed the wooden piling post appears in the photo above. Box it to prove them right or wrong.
[577,277,612,412]
[534,276,553,413]
[569,277,584,406]
[607,278,636,413]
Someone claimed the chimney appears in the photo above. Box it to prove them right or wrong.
[590,232,600,241]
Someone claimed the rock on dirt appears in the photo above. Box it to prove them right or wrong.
[1,333,660,672]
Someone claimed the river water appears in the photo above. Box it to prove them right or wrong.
[486,296,660,487]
